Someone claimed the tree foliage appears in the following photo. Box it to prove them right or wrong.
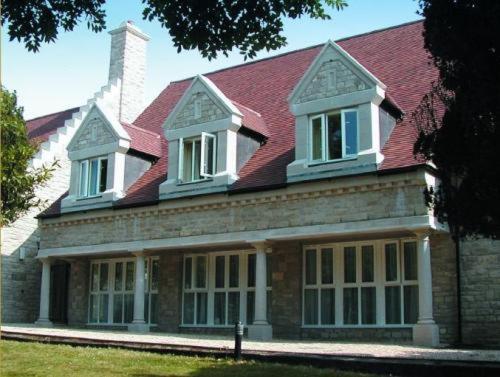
[0,88,56,227]
[414,0,500,239]
[1,0,347,59]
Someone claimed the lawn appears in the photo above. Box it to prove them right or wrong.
[0,340,382,377]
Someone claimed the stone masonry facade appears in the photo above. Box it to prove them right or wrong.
[171,92,227,130]
[71,117,116,151]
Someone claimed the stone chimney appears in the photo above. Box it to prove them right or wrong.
[108,21,150,123]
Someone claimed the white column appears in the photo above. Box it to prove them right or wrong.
[35,258,53,327]
[248,241,272,341]
[128,250,149,332]
[413,231,440,346]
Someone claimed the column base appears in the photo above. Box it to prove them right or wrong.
[247,324,272,341]
[413,322,440,347]
[35,319,54,327]
[128,322,150,333]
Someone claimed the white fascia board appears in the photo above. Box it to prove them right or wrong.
[38,215,445,258]
[288,40,387,104]
[162,74,242,131]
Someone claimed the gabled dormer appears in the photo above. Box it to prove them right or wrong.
[159,75,266,199]
[287,40,396,183]
[61,103,132,212]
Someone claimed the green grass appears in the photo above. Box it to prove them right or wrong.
[0,340,382,377]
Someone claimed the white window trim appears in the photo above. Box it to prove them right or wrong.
[78,156,107,198]
[178,134,216,184]
[181,250,271,328]
[302,238,418,329]
[87,256,159,326]
[308,108,359,164]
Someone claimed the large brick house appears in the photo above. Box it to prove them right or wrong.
[2,20,499,347]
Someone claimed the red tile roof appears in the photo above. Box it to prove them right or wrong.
[26,107,79,144]
[121,122,162,158]
[42,20,436,216]
[232,101,269,138]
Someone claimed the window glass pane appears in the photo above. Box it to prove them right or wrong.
[91,264,99,291]
[214,292,226,325]
[404,285,419,324]
[144,260,149,292]
[247,254,256,287]
[246,291,255,325]
[305,249,317,285]
[311,117,323,160]
[228,292,240,325]
[151,260,159,291]
[304,289,318,325]
[183,141,193,182]
[321,248,334,284]
[404,242,418,281]
[150,293,158,324]
[203,134,215,176]
[385,243,398,282]
[183,293,194,324]
[100,263,108,291]
[327,113,342,160]
[215,256,225,288]
[343,287,358,324]
[361,287,376,324]
[385,286,401,324]
[344,247,357,283]
[266,254,272,287]
[321,288,335,325]
[344,111,358,156]
[229,255,239,288]
[125,262,134,291]
[113,294,123,323]
[114,262,123,291]
[99,294,108,323]
[195,256,206,288]
[267,291,272,324]
[193,139,201,181]
[144,293,149,323]
[184,257,192,289]
[99,159,107,193]
[89,295,98,323]
[79,161,88,196]
[196,292,207,324]
[124,293,134,323]
[362,245,374,282]
[89,159,99,196]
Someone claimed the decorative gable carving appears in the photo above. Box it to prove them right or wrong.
[70,116,116,151]
[171,92,227,130]
[297,60,369,104]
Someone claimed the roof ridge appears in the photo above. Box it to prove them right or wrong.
[122,122,161,137]
[170,19,424,85]
[26,107,79,122]
[231,100,262,117]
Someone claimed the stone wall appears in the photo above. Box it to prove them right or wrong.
[157,251,183,332]
[67,259,90,326]
[460,238,500,346]
[171,92,227,130]
[70,117,115,151]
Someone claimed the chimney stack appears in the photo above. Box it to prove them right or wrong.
[108,21,150,123]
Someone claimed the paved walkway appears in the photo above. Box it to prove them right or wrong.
[2,324,499,363]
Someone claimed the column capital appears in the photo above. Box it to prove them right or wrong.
[249,240,273,253]
[38,257,53,264]
[130,249,145,257]
[413,229,432,239]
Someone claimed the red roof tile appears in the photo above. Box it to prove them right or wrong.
[42,20,436,216]
[121,122,162,158]
[26,107,79,144]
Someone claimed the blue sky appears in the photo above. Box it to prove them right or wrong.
[1,0,421,120]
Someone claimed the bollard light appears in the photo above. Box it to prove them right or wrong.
[234,321,243,361]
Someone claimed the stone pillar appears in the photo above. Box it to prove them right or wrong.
[413,231,440,346]
[248,242,272,340]
[128,250,149,332]
[35,258,53,327]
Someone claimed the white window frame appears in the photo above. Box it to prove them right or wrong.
[79,156,107,198]
[181,250,272,328]
[178,133,216,183]
[302,238,418,329]
[308,109,359,164]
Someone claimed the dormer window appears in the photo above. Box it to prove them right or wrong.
[79,157,108,197]
[310,109,358,163]
[178,132,216,183]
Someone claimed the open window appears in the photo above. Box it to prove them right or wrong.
[178,132,216,183]
[79,157,107,197]
[309,109,358,163]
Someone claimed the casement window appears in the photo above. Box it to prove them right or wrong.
[246,253,272,324]
[182,251,272,327]
[302,239,418,327]
[309,109,358,163]
[88,257,159,325]
[178,132,216,183]
[79,157,107,197]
